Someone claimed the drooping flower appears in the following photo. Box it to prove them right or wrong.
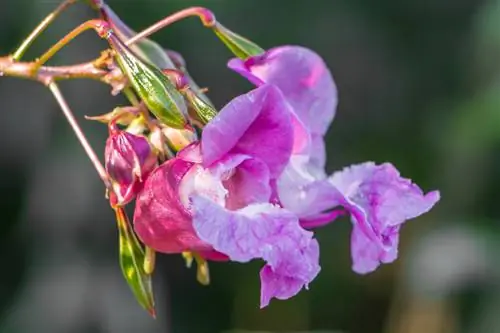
[229,45,440,274]
[134,84,320,307]
[105,127,157,207]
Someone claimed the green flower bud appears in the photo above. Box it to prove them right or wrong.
[108,34,188,129]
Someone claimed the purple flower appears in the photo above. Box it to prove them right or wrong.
[329,163,440,273]
[229,45,440,274]
[228,45,337,136]
[134,84,320,307]
[105,128,157,207]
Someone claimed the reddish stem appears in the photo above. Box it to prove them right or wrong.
[0,56,108,85]
[126,7,216,46]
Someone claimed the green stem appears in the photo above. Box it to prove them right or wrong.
[123,87,140,106]
[12,0,80,61]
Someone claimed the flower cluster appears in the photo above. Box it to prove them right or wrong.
[3,0,440,315]
[94,3,440,309]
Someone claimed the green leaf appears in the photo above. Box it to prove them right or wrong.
[213,23,265,59]
[115,207,156,317]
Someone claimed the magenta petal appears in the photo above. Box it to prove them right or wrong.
[228,46,337,135]
[350,224,400,274]
[177,142,203,163]
[330,162,440,274]
[259,237,318,308]
[133,158,213,254]
[191,196,320,307]
[210,154,272,210]
[202,84,294,178]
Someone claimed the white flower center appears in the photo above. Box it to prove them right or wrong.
[179,164,228,210]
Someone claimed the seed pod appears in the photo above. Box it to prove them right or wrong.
[108,34,188,129]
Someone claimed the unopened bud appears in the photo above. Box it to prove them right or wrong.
[185,90,217,125]
[105,128,157,206]
[212,22,264,59]
[108,34,188,129]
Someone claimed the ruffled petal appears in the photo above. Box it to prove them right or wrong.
[330,162,440,273]
[260,238,319,307]
[191,196,320,307]
[350,224,400,274]
[202,84,294,178]
[228,45,337,135]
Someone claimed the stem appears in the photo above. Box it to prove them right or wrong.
[123,87,139,106]
[33,19,110,73]
[125,7,216,46]
[48,82,111,189]
[12,0,80,61]
[0,56,108,85]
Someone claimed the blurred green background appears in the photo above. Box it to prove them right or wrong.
[1,0,500,332]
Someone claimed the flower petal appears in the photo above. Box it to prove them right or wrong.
[191,196,320,307]
[330,162,440,228]
[209,154,272,210]
[277,156,334,218]
[202,84,294,178]
[133,158,213,253]
[330,162,440,273]
[228,46,337,135]
[350,224,400,273]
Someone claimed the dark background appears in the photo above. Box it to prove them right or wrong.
[1,0,500,332]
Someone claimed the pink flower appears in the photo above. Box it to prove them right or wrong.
[105,128,157,207]
[134,84,320,307]
[229,45,440,274]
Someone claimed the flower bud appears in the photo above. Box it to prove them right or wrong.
[185,89,217,125]
[105,129,157,206]
[107,34,188,129]
[212,22,265,59]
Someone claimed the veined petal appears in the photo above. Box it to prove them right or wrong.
[330,162,440,228]
[228,46,337,135]
[260,238,319,307]
[202,84,294,178]
[330,162,440,273]
[350,224,400,274]
[191,196,320,307]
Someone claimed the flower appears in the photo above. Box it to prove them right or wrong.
[134,84,320,307]
[229,45,440,274]
[105,127,157,207]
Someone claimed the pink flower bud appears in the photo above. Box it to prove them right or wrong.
[105,129,157,207]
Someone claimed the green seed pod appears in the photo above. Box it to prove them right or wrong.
[185,89,217,125]
[108,34,188,129]
[212,22,265,59]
